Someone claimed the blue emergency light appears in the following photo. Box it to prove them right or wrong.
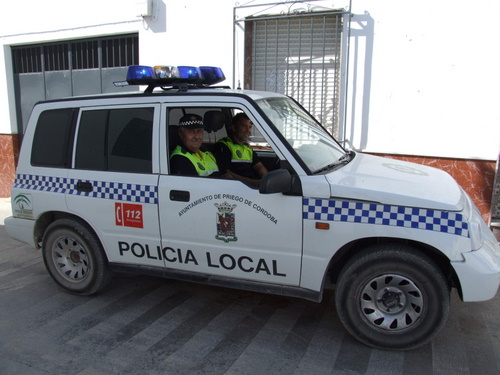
[126,65,156,84]
[123,65,226,88]
[200,66,225,83]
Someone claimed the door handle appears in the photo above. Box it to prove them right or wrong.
[170,190,190,202]
[76,181,93,193]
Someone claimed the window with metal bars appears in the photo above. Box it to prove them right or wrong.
[102,36,138,68]
[45,43,69,71]
[12,46,43,74]
[12,34,139,74]
[72,40,99,70]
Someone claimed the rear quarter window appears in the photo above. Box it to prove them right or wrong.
[31,108,76,168]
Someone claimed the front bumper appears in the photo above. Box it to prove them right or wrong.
[452,238,500,302]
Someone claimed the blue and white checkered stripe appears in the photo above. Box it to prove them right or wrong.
[14,174,158,204]
[303,198,469,238]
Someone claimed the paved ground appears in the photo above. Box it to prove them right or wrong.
[1,198,499,375]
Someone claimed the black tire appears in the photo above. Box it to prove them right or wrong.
[335,244,450,350]
[42,218,111,295]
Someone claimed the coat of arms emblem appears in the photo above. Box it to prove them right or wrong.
[215,201,237,242]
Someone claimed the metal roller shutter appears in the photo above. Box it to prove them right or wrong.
[246,12,343,136]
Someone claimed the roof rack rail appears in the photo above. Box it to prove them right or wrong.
[143,83,231,94]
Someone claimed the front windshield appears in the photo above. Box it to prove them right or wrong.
[256,97,346,173]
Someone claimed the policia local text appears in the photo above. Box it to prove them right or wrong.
[118,241,286,276]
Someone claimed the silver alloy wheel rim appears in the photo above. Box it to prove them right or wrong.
[52,235,90,283]
[360,274,424,331]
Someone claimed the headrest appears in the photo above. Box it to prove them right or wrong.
[203,111,225,133]
[168,125,180,153]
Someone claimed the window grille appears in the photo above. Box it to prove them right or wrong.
[12,34,139,74]
[72,40,99,70]
[102,36,139,68]
[44,43,69,71]
[12,47,42,74]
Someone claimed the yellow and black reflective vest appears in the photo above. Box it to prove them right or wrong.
[170,146,219,176]
[218,137,253,164]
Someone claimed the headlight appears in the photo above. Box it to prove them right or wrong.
[463,189,489,251]
[469,219,484,250]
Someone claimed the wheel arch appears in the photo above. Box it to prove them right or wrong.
[34,211,100,250]
[325,237,462,297]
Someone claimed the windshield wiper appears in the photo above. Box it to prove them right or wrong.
[313,151,354,174]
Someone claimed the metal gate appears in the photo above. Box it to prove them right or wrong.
[12,34,139,134]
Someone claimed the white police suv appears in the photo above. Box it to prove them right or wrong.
[5,65,500,350]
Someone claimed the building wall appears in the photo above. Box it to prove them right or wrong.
[345,0,500,161]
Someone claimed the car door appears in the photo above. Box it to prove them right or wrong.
[66,103,163,268]
[158,103,303,286]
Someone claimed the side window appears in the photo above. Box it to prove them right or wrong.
[108,108,154,172]
[168,106,278,178]
[167,107,276,153]
[31,108,76,167]
[75,110,107,170]
[75,107,154,173]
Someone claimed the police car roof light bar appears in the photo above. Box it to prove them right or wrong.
[118,65,226,92]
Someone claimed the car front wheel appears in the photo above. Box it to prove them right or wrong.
[335,244,450,350]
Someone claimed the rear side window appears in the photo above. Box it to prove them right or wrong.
[75,107,154,173]
[31,108,76,167]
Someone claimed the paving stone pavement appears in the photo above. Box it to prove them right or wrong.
[0,198,499,375]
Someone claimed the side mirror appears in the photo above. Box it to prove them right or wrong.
[259,169,292,194]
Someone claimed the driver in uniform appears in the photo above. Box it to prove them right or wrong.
[170,114,220,177]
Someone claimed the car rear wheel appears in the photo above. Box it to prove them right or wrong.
[42,218,111,295]
[335,244,450,350]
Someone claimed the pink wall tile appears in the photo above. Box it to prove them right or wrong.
[0,135,19,198]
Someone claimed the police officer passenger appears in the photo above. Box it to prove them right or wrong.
[170,114,220,177]
[213,113,268,187]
